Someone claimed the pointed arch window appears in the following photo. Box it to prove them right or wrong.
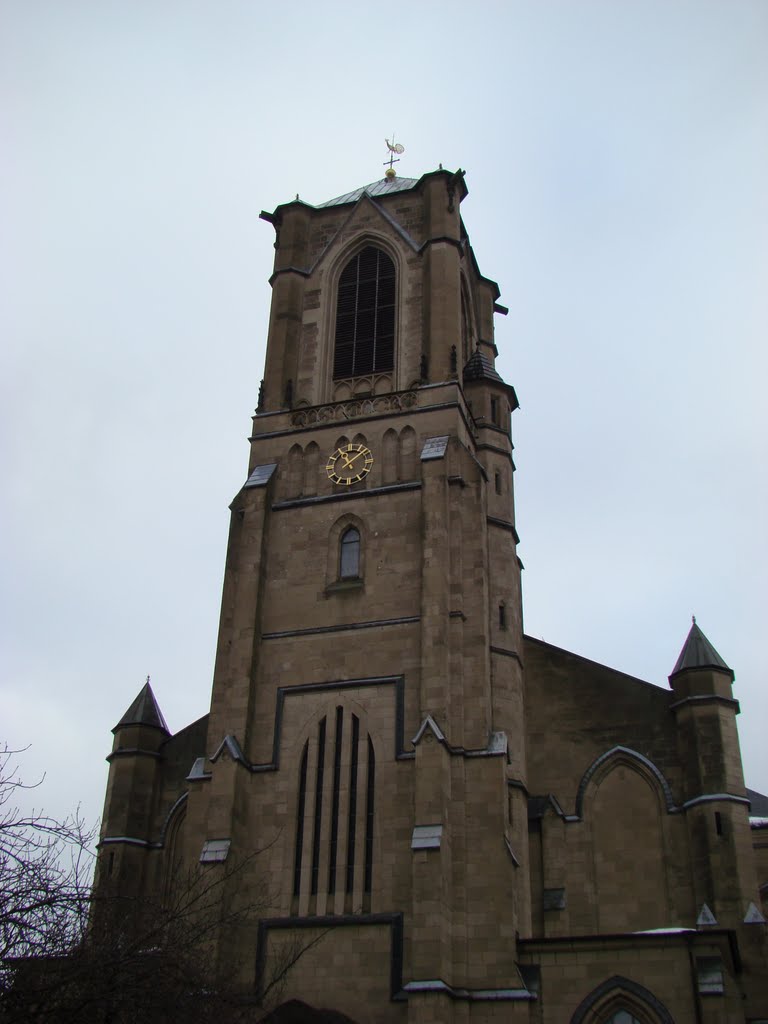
[339,527,360,579]
[333,246,395,379]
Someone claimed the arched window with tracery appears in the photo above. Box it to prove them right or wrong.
[333,246,395,379]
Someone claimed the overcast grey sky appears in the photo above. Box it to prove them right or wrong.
[2,0,766,833]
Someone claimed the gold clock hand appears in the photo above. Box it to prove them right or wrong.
[345,449,365,467]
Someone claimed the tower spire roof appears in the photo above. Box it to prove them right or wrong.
[114,676,170,733]
[670,619,733,678]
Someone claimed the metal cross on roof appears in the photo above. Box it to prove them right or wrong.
[384,136,405,174]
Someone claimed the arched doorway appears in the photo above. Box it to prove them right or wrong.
[570,976,674,1024]
[258,999,360,1024]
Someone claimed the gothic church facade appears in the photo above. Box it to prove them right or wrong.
[98,167,768,1022]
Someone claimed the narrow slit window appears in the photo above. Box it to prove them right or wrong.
[339,527,360,579]
[293,743,308,896]
[328,707,344,894]
[310,718,326,895]
[346,715,359,894]
[333,246,395,379]
[364,736,375,895]
[499,602,507,630]
[490,395,499,425]
[495,471,502,495]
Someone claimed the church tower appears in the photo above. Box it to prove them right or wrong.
[97,163,767,1022]
[100,165,532,1021]
[210,166,528,1013]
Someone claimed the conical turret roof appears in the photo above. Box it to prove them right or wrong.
[670,620,733,679]
[114,678,170,733]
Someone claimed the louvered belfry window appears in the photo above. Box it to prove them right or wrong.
[333,246,395,379]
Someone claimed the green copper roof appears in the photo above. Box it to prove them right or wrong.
[115,679,170,733]
[670,620,732,678]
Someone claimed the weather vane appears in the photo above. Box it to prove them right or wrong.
[384,135,405,178]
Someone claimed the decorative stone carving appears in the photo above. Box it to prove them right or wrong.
[291,391,418,427]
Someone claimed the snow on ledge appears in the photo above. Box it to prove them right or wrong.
[633,927,696,935]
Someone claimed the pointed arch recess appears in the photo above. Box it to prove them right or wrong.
[160,792,189,897]
[570,975,674,1024]
[459,275,477,366]
[576,745,676,819]
[399,425,417,481]
[285,443,304,500]
[303,441,319,497]
[290,697,379,916]
[382,428,399,484]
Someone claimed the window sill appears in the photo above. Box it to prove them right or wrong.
[326,578,364,595]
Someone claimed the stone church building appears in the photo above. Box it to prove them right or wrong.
[98,166,768,1022]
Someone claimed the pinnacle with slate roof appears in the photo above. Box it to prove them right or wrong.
[462,347,520,410]
[670,620,733,679]
[114,676,170,733]
[462,346,504,383]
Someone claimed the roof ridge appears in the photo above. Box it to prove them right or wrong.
[317,175,420,208]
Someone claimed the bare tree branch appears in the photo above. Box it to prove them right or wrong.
[0,744,326,1023]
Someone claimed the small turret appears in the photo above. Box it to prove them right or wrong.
[98,678,170,894]
[669,620,758,927]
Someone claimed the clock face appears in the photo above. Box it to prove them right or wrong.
[326,443,374,486]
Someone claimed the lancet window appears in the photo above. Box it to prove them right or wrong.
[339,527,361,579]
[333,246,395,379]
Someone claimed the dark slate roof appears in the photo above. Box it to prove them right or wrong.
[748,788,768,816]
[463,347,503,383]
[114,680,170,733]
[670,620,733,678]
[462,348,519,410]
[317,175,420,208]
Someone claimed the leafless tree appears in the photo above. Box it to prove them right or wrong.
[0,745,94,965]
[0,746,324,1024]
